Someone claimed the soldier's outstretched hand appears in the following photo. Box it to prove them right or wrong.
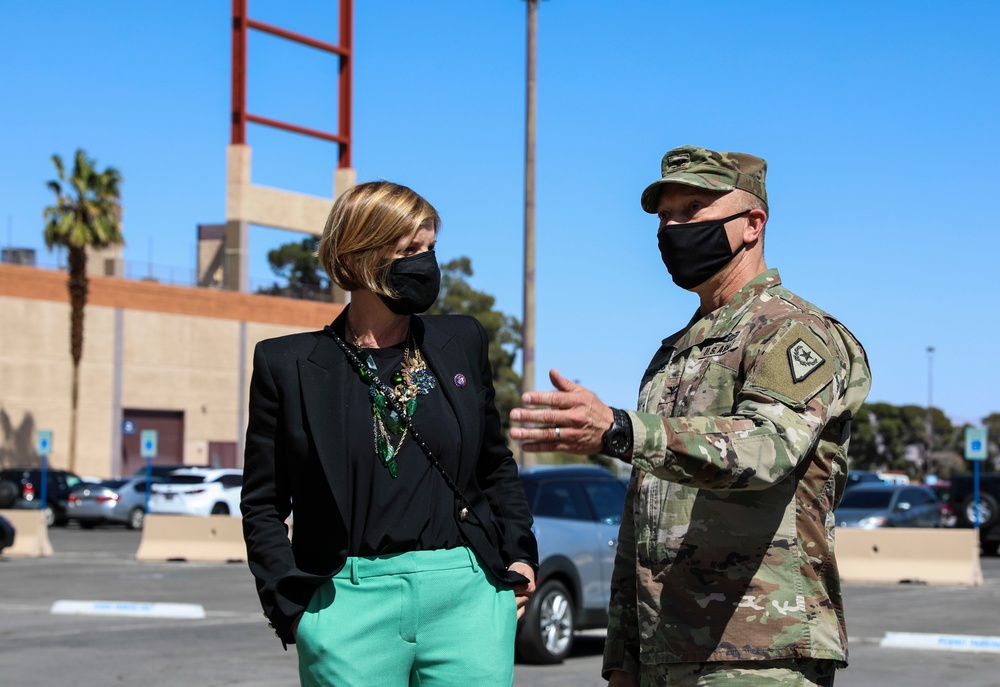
[509,369,614,455]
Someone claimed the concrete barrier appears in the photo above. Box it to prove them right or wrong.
[0,509,54,557]
[836,527,983,586]
[135,514,246,563]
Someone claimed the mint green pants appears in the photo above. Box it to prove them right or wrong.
[295,547,516,687]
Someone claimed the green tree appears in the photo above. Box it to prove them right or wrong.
[980,413,1000,470]
[257,237,331,301]
[427,257,522,431]
[849,402,909,470]
[850,401,968,479]
[43,149,124,472]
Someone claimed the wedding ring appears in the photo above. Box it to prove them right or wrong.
[554,427,561,441]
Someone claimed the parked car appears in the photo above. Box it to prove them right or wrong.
[0,467,91,526]
[925,480,956,528]
[0,512,15,553]
[950,472,1000,556]
[68,476,164,530]
[131,464,208,479]
[845,470,885,490]
[515,465,627,664]
[835,483,942,529]
[147,468,243,517]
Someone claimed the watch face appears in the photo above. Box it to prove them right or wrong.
[602,408,632,458]
[603,428,625,456]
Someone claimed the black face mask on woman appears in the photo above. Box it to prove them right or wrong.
[377,250,441,315]
[657,209,751,289]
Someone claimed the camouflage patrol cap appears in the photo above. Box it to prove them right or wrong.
[640,145,768,213]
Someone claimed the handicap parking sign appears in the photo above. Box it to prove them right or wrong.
[964,428,988,461]
[140,430,158,459]
[36,430,53,457]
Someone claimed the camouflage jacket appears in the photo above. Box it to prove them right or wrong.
[603,269,871,677]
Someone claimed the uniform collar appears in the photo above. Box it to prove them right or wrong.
[672,269,782,349]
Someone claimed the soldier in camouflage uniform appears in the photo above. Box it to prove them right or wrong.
[510,145,871,686]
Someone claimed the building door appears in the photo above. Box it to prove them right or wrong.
[122,409,184,475]
[208,441,238,469]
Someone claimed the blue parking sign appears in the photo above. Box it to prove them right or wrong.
[964,428,988,461]
[140,430,158,459]
[36,430,53,457]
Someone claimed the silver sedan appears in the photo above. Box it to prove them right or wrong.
[67,476,160,530]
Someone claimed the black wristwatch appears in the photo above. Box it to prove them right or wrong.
[601,407,633,459]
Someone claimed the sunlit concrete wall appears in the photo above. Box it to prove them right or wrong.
[0,262,343,478]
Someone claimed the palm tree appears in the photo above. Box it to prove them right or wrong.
[43,149,124,472]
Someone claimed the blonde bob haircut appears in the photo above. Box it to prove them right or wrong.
[319,181,440,296]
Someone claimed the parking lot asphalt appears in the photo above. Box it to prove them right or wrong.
[1,526,998,687]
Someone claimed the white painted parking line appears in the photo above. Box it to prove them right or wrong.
[880,631,1000,654]
[51,600,206,619]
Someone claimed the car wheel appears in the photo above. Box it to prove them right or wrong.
[982,540,1000,557]
[43,503,56,528]
[210,503,230,516]
[516,579,575,664]
[0,480,17,508]
[52,505,69,527]
[962,494,999,529]
[127,508,145,530]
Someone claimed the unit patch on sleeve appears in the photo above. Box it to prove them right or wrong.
[745,322,834,407]
[787,337,825,382]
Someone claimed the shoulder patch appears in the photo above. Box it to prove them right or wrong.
[787,337,825,382]
[746,322,834,407]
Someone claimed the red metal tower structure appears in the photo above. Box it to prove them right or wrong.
[230,0,353,168]
[212,0,355,297]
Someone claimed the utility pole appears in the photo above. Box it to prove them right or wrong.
[926,346,935,476]
[520,0,539,468]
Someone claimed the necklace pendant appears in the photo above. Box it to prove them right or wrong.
[376,435,391,463]
[412,369,436,395]
[386,410,404,435]
[375,437,400,478]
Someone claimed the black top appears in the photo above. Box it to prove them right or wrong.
[344,341,464,556]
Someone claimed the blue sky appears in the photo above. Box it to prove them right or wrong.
[2,1,999,426]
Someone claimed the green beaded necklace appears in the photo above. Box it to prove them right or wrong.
[353,334,437,477]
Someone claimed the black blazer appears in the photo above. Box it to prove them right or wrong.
[241,310,538,645]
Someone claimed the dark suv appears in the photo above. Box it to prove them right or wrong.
[0,468,89,526]
[950,472,1000,556]
[516,465,627,664]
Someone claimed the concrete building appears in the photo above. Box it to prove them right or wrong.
[0,262,343,479]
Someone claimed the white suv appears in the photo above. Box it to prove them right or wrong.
[148,468,243,517]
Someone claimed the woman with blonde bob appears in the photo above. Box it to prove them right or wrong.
[241,180,538,687]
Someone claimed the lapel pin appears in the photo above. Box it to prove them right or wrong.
[453,373,467,388]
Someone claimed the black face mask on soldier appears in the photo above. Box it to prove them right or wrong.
[657,209,751,289]
[377,250,441,315]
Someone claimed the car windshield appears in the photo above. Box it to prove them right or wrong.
[839,490,893,509]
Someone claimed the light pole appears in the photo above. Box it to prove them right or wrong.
[926,346,935,476]
[520,0,539,469]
